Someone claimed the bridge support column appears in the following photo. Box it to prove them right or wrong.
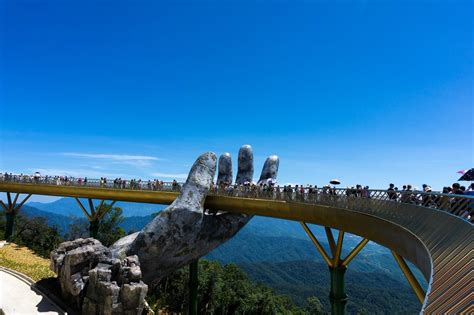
[188,259,199,315]
[1,192,32,241]
[75,198,116,239]
[301,222,368,315]
[329,266,347,315]
[89,220,100,239]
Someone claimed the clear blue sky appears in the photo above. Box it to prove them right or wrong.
[0,0,472,201]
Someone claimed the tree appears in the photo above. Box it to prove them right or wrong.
[306,296,325,314]
[97,206,125,246]
[65,205,125,247]
[65,217,89,240]
[147,260,308,314]
[5,213,63,258]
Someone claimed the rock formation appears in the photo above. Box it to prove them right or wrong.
[51,238,148,314]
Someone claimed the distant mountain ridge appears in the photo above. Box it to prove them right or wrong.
[19,198,425,313]
[29,198,166,217]
[240,260,421,313]
[21,205,73,234]
[21,202,424,283]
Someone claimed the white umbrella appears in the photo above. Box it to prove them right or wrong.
[267,178,277,185]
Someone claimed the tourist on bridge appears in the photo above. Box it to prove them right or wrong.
[422,185,434,207]
[387,183,397,200]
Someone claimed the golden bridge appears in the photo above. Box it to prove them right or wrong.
[0,177,472,314]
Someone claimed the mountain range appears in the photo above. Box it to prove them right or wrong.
[29,198,167,217]
[21,197,425,313]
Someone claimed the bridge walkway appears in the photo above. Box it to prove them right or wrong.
[0,180,472,314]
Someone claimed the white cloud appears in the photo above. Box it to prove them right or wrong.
[60,152,161,167]
[61,152,160,161]
[150,172,188,179]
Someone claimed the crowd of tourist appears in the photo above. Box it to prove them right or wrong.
[1,172,472,221]
[0,173,184,191]
[2,172,472,196]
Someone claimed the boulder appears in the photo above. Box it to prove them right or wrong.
[51,239,148,314]
[50,238,110,308]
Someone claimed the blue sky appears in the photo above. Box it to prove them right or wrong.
[0,0,473,201]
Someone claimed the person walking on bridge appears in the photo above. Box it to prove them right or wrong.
[387,183,397,200]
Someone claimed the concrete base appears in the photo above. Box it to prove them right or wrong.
[0,267,65,314]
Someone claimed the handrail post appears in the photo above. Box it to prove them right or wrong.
[188,259,199,315]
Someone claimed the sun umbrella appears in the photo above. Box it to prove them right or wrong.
[266,178,277,185]
[458,168,474,181]
[330,179,341,185]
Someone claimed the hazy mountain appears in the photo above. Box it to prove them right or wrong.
[20,204,149,235]
[120,215,154,232]
[21,205,75,234]
[29,198,166,217]
[21,200,423,282]
[240,260,421,314]
[18,200,426,313]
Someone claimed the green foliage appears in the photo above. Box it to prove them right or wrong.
[147,260,311,314]
[97,205,126,246]
[64,217,89,240]
[0,211,63,258]
[306,296,324,314]
[147,258,419,314]
[64,204,126,246]
[5,205,424,314]
[240,260,421,314]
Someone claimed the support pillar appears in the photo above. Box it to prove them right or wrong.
[391,251,425,303]
[89,220,100,239]
[4,212,15,241]
[188,259,199,315]
[329,266,348,315]
[1,192,32,241]
[75,198,116,239]
[301,222,368,315]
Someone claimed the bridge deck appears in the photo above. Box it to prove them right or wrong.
[0,181,472,314]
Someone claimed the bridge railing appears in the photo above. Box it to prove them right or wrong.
[210,186,473,222]
[0,174,181,191]
[0,174,472,223]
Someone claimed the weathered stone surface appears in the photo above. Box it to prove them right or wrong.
[51,238,148,314]
[236,145,254,184]
[110,145,279,286]
[120,282,148,311]
[217,153,232,185]
[81,256,148,314]
[50,238,110,307]
[117,255,142,285]
[258,155,279,184]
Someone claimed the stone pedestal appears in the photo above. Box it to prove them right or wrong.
[51,238,149,314]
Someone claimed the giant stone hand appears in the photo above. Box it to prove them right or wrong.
[110,144,279,285]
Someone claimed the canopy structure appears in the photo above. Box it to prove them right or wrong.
[458,168,474,181]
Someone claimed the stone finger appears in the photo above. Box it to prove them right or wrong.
[235,145,254,184]
[217,153,233,185]
[258,155,279,184]
[171,152,217,210]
